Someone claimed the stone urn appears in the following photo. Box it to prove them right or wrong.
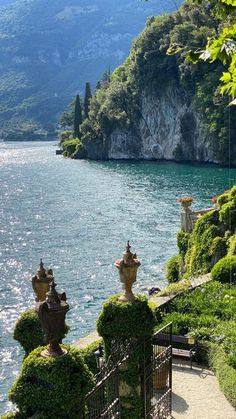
[31,259,54,302]
[178,197,193,212]
[115,241,141,302]
[37,279,69,357]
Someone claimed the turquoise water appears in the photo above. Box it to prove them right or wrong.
[0,141,235,414]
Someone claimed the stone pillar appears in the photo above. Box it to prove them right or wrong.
[178,198,194,232]
[97,243,155,418]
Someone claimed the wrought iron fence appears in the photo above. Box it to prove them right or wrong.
[84,323,172,419]
[143,323,172,419]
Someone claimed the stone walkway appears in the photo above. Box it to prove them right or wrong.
[172,360,236,419]
[150,273,211,307]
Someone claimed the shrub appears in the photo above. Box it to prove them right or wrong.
[217,193,229,208]
[13,309,44,355]
[97,295,155,419]
[79,339,103,376]
[177,230,190,258]
[62,138,82,158]
[209,236,227,257]
[211,255,236,284]
[59,130,72,144]
[219,200,236,231]
[157,278,191,297]
[227,235,236,255]
[9,346,94,419]
[209,344,236,409]
[166,255,181,283]
[185,210,221,276]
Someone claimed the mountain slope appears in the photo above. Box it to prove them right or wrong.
[0,0,177,138]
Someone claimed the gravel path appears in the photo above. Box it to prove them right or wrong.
[172,360,236,419]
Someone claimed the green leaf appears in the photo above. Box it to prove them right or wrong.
[220,72,232,83]
[221,0,236,6]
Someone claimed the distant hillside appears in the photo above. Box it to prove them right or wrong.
[0,0,177,138]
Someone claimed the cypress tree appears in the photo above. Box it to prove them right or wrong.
[74,94,82,138]
[84,82,92,119]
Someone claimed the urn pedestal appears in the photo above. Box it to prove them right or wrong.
[115,241,141,302]
[31,259,54,302]
[37,279,69,357]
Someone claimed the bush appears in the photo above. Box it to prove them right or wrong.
[62,138,82,158]
[177,230,190,258]
[227,235,236,255]
[219,200,236,231]
[185,210,221,276]
[157,278,191,297]
[79,339,103,376]
[217,193,229,208]
[166,255,181,283]
[9,346,94,419]
[209,344,236,409]
[211,255,236,284]
[97,295,155,419]
[13,309,44,355]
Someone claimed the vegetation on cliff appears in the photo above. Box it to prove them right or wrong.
[167,187,236,282]
[67,0,236,164]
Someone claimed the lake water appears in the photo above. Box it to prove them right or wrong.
[0,141,235,414]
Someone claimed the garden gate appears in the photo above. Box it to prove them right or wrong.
[84,323,172,419]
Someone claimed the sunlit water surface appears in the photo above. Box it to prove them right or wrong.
[0,141,235,414]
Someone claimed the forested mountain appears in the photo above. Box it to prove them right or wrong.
[73,0,236,165]
[0,0,177,138]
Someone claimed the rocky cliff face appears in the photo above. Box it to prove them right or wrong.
[85,83,215,163]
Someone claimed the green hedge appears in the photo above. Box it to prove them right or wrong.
[9,346,94,419]
[97,295,155,419]
[211,255,236,284]
[13,309,45,355]
[79,339,103,376]
[209,344,236,409]
[97,294,155,339]
[166,255,181,283]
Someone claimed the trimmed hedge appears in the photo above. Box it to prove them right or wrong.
[209,344,236,409]
[97,294,155,339]
[13,309,45,355]
[166,255,181,283]
[211,255,236,284]
[79,339,103,376]
[97,295,155,419]
[9,346,94,419]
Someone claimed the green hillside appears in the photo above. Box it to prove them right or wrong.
[0,0,176,138]
[77,0,236,165]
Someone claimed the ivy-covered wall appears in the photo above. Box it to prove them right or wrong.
[166,187,236,282]
[97,295,155,419]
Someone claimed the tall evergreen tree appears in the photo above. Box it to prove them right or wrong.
[74,94,82,138]
[84,82,92,119]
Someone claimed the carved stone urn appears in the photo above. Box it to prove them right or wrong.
[115,241,141,302]
[31,259,54,302]
[37,279,69,357]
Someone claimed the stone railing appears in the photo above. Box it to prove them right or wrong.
[180,202,216,233]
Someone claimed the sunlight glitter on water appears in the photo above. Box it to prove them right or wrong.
[0,141,236,415]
